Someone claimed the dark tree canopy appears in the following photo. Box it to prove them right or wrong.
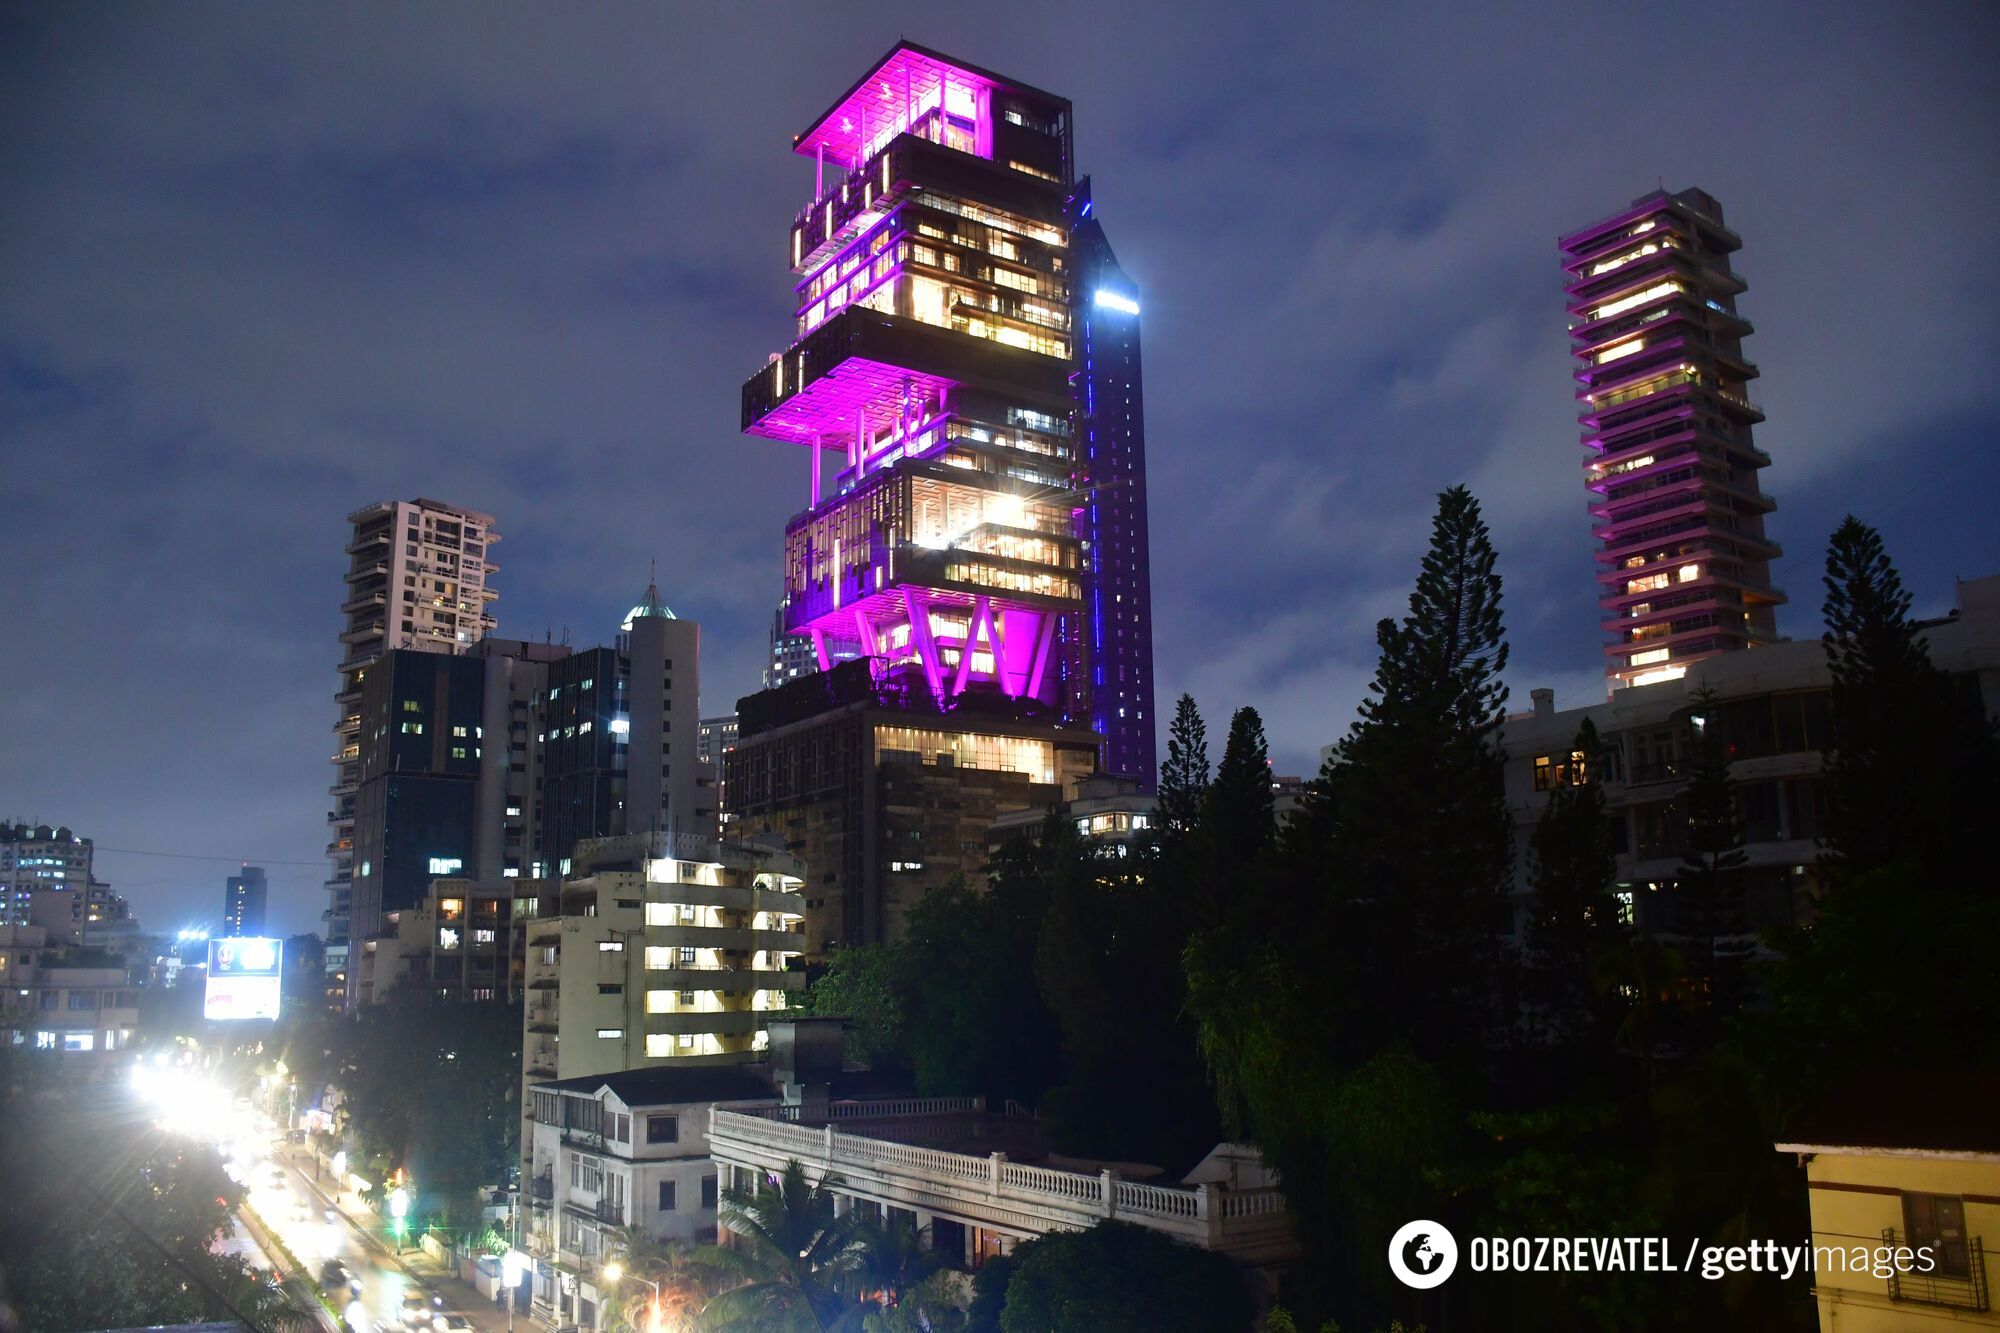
[993,1221,1254,1333]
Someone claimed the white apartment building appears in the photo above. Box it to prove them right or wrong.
[330,498,500,990]
[2,823,97,926]
[523,1064,771,1329]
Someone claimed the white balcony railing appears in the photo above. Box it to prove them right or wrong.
[708,1106,1295,1262]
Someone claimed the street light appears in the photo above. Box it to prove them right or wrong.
[501,1249,530,1333]
[601,1262,665,1333]
[389,1185,410,1254]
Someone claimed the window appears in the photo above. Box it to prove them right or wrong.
[609,1112,630,1143]
[658,1180,676,1211]
[647,1114,679,1144]
[1532,750,1589,791]
[599,940,625,952]
[1903,1194,1969,1278]
[596,1028,622,1039]
[701,1175,718,1209]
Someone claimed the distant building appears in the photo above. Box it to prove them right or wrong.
[2,822,98,926]
[988,771,1156,854]
[1777,1070,2000,1330]
[763,599,838,690]
[355,876,555,1005]
[0,924,140,1056]
[1502,573,2000,952]
[26,880,135,949]
[1559,189,1784,693]
[340,581,711,1007]
[223,866,268,937]
[331,498,502,991]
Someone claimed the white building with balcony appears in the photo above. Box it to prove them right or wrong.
[0,925,141,1056]
[523,1064,772,1330]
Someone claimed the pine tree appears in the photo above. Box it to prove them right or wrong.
[1527,717,1622,1040]
[1156,694,1210,839]
[1821,515,1998,888]
[1323,483,1514,1053]
[1209,706,1274,859]
[1676,687,1747,1009]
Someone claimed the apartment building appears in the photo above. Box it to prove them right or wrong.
[0,925,141,1056]
[330,498,501,989]
[355,876,556,1004]
[523,1064,769,1329]
[1503,573,2000,943]
[2,822,100,927]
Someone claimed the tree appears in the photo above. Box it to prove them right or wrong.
[1207,706,1275,869]
[899,870,1062,1106]
[601,1227,718,1333]
[992,1221,1253,1333]
[1676,688,1747,1009]
[845,1213,947,1310]
[1526,717,1624,1043]
[794,943,911,1070]
[1820,515,1998,887]
[1156,694,1210,838]
[699,1160,865,1331]
[1308,482,1513,1056]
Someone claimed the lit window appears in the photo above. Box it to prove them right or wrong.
[596,1028,622,1039]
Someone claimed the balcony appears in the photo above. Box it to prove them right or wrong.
[1881,1228,1988,1311]
[344,529,392,556]
[344,560,388,584]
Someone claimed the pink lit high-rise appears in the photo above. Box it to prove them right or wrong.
[1561,188,1785,691]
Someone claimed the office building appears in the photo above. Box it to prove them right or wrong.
[763,599,838,690]
[1069,181,1158,787]
[223,865,268,937]
[330,499,501,988]
[1560,189,1784,692]
[2,823,97,926]
[1502,573,2000,953]
[987,770,1156,854]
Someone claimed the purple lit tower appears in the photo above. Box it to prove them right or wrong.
[1560,188,1784,691]
[740,44,1087,719]
[1069,179,1157,788]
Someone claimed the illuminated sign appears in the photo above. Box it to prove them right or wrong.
[428,857,464,876]
[204,936,283,1021]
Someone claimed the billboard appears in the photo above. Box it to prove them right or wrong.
[204,936,283,1021]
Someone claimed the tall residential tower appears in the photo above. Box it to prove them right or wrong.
[726,44,1137,949]
[329,499,500,992]
[1560,189,1784,691]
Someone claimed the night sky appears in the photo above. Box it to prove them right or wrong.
[3,2,1995,939]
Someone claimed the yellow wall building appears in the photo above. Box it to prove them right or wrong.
[1778,1072,1999,1329]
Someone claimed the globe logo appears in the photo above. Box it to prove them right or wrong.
[1387,1219,1458,1290]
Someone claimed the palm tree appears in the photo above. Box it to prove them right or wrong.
[697,1160,867,1331]
[844,1213,945,1311]
[215,1261,317,1332]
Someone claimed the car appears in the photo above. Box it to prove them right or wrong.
[399,1291,439,1327]
[319,1259,354,1291]
[432,1316,472,1332]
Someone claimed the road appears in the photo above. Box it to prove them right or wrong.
[240,1136,513,1333]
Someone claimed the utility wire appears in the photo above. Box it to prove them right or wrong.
[90,846,327,867]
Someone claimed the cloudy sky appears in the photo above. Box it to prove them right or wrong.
[3,2,1995,938]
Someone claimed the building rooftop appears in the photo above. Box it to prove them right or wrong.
[1777,1070,2000,1157]
[536,1064,774,1107]
[791,41,1066,168]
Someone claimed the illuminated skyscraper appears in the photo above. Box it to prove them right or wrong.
[1560,189,1784,691]
[1069,181,1156,787]
[728,43,1136,947]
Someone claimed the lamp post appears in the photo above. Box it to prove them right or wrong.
[601,1261,664,1333]
[389,1185,410,1254]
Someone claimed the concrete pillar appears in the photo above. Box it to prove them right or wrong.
[988,1151,1006,1196]
[1100,1168,1117,1219]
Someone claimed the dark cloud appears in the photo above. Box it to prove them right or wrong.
[3,1,1996,935]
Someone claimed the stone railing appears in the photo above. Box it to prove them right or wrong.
[708,1107,1295,1261]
